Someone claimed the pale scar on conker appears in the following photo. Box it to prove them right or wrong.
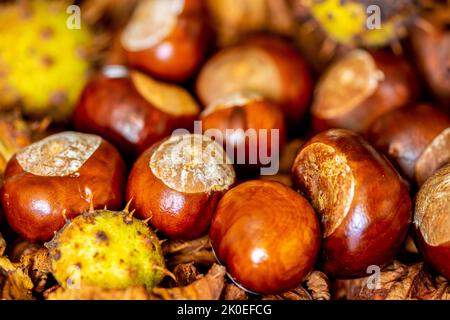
[120,0,184,52]
[16,131,101,177]
[150,134,235,194]
[415,165,450,247]
[293,142,354,237]
[313,49,384,118]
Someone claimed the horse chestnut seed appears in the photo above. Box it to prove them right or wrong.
[312,49,418,134]
[414,163,450,280]
[73,66,200,157]
[1,132,126,242]
[210,180,321,294]
[127,134,236,240]
[200,92,286,171]
[121,0,208,81]
[292,129,411,278]
[196,36,313,128]
[369,104,450,187]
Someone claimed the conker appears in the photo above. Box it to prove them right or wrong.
[73,65,200,157]
[1,131,126,242]
[126,134,236,240]
[312,49,418,134]
[369,104,450,187]
[200,92,286,171]
[121,0,208,81]
[210,180,320,295]
[291,129,412,278]
[411,20,450,109]
[196,36,313,128]
[414,163,450,280]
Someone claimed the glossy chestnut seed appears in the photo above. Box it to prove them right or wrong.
[196,36,313,128]
[1,132,126,243]
[369,104,450,187]
[127,134,236,240]
[121,0,208,82]
[312,49,418,134]
[414,163,450,280]
[210,180,321,295]
[73,65,200,157]
[411,21,450,109]
[291,129,411,278]
[200,92,286,171]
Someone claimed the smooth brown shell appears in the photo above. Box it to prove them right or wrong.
[312,50,418,134]
[73,69,198,157]
[122,0,208,82]
[126,138,236,240]
[414,163,450,280]
[196,35,313,128]
[209,180,321,294]
[292,129,412,278]
[369,104,450,187]
[1,139,126,242]
[201,94,286,170]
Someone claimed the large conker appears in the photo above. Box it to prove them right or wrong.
[196,36,313,128]
[291,129,412,278]
[209,180,321,295]
[126,134,236,240]
[414,163,450,280]
[311,49,418,134]
[200,92,286,172]
[121,0,208,82]
[1,132,126,242]
[369,104,450,187]
[73,65,200,157]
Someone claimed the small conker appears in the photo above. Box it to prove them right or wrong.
[1,131,127,242]
[126,134,236,240]
[121,0,208,81]
[209,180,321,295]
[196,36,313,128]
[311,49,418,134]
[414,163,450,280]
[200,92,286,171]
[291,129,412,278]
[369,104,450,187]
[73,65,200,157]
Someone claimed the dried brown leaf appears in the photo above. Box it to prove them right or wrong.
[46,285,149,300]
[20,248,53,294]
[334,261,450,300]
[151,264,226,300]
[263,286,312,300]
[0,232,5,256]
[222,283,248,300]
[162,236,216,268]
[0,256,34,300]
[173,262,200,287]
[305,271,331,300]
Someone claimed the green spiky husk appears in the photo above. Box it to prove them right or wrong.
[0,0,93,122]
[47,210,165,291]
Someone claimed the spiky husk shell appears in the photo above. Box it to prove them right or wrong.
[292,0,417,70]
[47,210,165,291]
[0,0,93,121]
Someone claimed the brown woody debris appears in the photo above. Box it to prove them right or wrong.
[173,262,200,287]
[46,285,149,300]
[162,236,216,268]
[333,261,450,300]
[151,264,226,300]
[222,283,248,300]
[0,256,34,300]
